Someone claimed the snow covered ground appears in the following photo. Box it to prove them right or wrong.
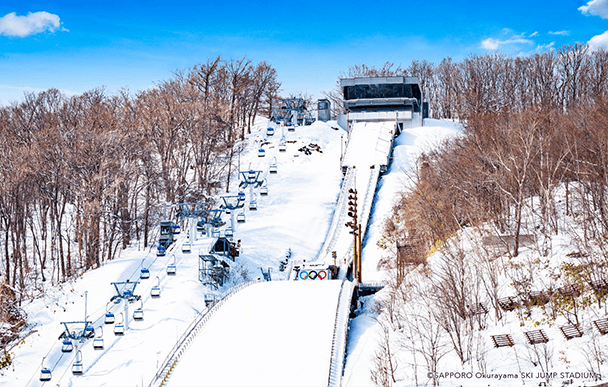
[1,117,464,387]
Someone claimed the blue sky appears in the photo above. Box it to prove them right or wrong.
[1,0,607,106]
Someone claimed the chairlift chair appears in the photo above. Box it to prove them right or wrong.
[133,308,144,321]
[72,351,83,375]
[196,220,206,231]
[93,336,104,350]
[287,125,295,132]
[279,142,286,152]
[249,200,257,210]
[105,309,115,324]
[267,127,275,136]
[114,323,124,335]
[85,325,95,339]
[225,228,233,237]
[237,213,246,223]
[140,268,150,279]
[151,285,161,298]
[269,164,277,174]
[93,326,104,350]
[93,338,104,350]
[114,313,125,335]
[133,302,144,321]
[157,245,166,256]
[182,242,191,253]
[167,256,177,275]
[258,148,266,157]
[172,224,181,234]
[61,338,74,353]
[260,186,268,196]
[151,276,161,298]
[39,367,52,382]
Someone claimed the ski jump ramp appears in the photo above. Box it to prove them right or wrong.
[164,121,395,387]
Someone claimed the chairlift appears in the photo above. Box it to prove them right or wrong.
[105,305,115,324]
[39,367,52,382]
[249,200,257,211]
[225,228,233,237]
[61,338,74,353]
[260,186,268,195]
[211,229,220,238]
[157,245,166,256]
[279,142,286,152]
[84,325,95,339]
[287,125,295,132]
[72,350,83,375]
[267,127,275,136]
[167,255,177,275]
[172,224,181,234]
[93,327,104,350]
[39,357,52,382]
[196,219,206,231]
[237,213,246,223]
[182,242,191,254]
[114,313,125,335]
[269,164,277,174]
[151,276,161,298]
[133,301,144,321]
[140,268,150,279]
[258,148,266,157]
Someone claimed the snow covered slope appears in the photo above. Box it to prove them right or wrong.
[168,280,342,387]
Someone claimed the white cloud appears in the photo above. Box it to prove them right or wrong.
[481,38,500,50]
[549,30,570,36]
[588,30,608,50]
[481,35,533,51]
[529,31,539,38]
[0,11,62,37]
[579,0,608,19]
[536,42,555,52]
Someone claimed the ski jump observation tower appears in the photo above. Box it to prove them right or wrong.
[337,76,428,132]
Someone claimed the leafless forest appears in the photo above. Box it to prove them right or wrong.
[371,44,608,386]
[0,56,280,345]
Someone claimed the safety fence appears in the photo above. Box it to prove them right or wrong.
[149,280,255,387]
[327,278,356,387]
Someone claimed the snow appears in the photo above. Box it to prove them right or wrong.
[5,115,536,387]
[168,280,342,387]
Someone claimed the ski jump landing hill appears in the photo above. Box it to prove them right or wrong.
[159,77,425,387]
